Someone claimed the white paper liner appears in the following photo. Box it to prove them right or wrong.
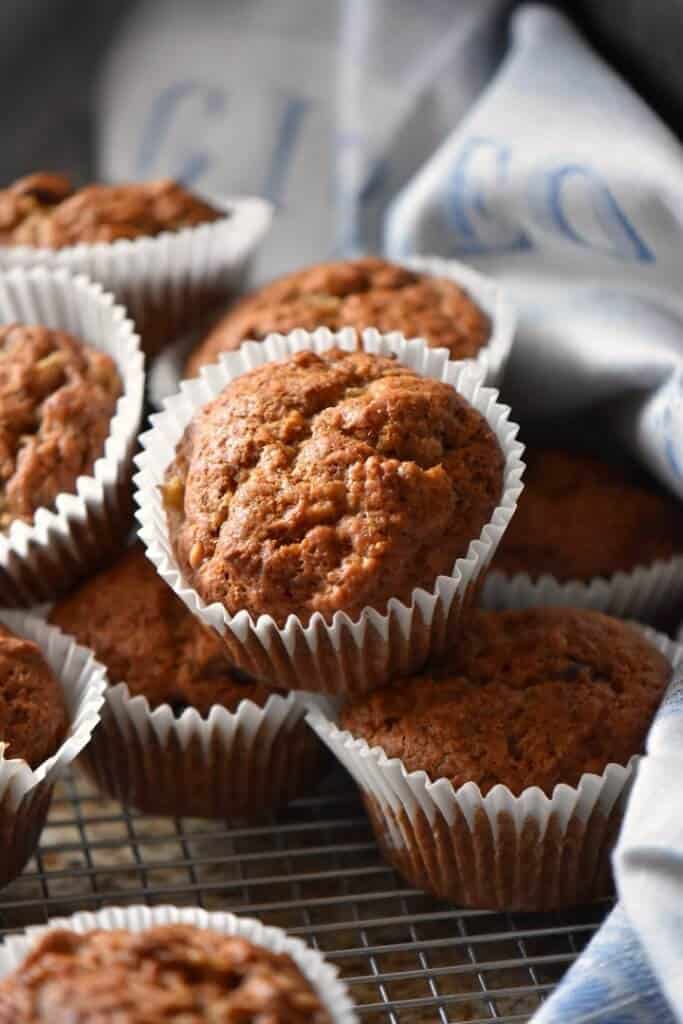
[0,267,144,605]
[80,679,334,818]
[135,328,525,696]
[307,624,681,912]
[481,557,683,622]
[0,195,273,356]
[0,904,357,1023]
[147,253,517,408]
[0,610,105,887]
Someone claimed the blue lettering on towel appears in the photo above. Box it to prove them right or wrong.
[136,81,227,184]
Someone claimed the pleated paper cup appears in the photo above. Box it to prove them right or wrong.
[80,682,333,819]
[147,253,517,408]
[0,610,105,889]
[307,625,681,912]
[0,267,144,606]
[0,904,357,1023]
[135,328,525,696]
[0,195,272,357]
[481,558,683,623]
[405,255,516,388]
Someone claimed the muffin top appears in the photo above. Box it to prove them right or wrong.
[185,256,490,376]
[0,924,331,1023]
[341,608,670,795]
[165,347,504,626]
[492,447,683,580]
[0,623,68,768]
[0,324,121,530]
[0,173,221,248]
[50,545,278,715]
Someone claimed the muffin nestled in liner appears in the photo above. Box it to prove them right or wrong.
[0,172,272,357]
[0,905,356,1023]
[0,610,105,889]
[135,328,524,696]
[50,546,329,819]
[179,254,514,388]
[307,608,679,911]
[483,447,683,621]
[0,267,144,605]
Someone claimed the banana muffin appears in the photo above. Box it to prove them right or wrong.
[492,447,683,580]
[50,544,276,715]
[185,256,490,377]
[0,623,68,767]
[341,607,670,795]
[0,172,221,247]
[164,347,504,627]
[0,323,121,531]
[0,924,331,1023]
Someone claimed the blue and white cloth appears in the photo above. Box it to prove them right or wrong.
[100,2,683,1019]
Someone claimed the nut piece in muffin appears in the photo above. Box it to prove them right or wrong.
[165,347,504,627]
[342,608,670,796]
[0,623,68,767]
[492,447,683,580]
[185,256,490,376]
[0,324,121,531]
[0,173,221,247]
[0,924,331,1023]
[50,545,277,715]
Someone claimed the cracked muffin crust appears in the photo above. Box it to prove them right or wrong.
[0,924,332,1023]
[50,545,278,715]
[164,347,504,627]
[492,447,683,580]
[0,623,68,767]
[0,324,121,531]
[0,173,221,247]
[185,256,491,377]
[341,608,670,795]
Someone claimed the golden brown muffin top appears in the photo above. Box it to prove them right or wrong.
[165,347,503,627]
[492,447,683,580]
[0,324,121,530]
[0,173,221,247]
[185,256,490,376]
[341,608,670,796]
[0,924,331,1023]
[0,623,68,767]
[50,546,279,715]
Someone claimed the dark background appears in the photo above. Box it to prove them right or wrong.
[2,0,681,185]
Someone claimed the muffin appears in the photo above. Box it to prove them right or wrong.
[50,546,326,818]
[0,623,68,767]
[0,173,221,247]
[0,173,271,357]
[0,323,121,531]
[310,608,674,910]
[0,924,332,1023]
[0,610,105,889]
[165,347,503,627]
[484,448,683,621]
[185,256,491,377]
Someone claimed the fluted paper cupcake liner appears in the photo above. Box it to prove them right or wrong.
[0,610,105,888]
[147,253,517,408]
[307,625,682,912]
[0,267,144,605]
[80,679,334,818]
[405,255,516,388]
[0,195,272,356]
[0,904,357,1023]
[481,558,683,623]
[135,328,525,696]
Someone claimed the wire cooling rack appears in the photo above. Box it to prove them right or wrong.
[0,766,609,1023]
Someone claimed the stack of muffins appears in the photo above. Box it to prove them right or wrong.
[0,168,679,1020]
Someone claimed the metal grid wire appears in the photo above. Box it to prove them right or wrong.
[0,766,610,1023]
